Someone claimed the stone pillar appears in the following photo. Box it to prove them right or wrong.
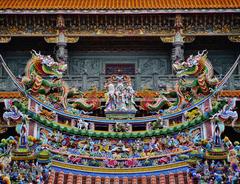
[100,71,105,90]
[135,68,141,90]
[171,33,184,63]
[153,71,159,90]
[56,15,68,63]
[82,69,88,91]
[171,15,184,74]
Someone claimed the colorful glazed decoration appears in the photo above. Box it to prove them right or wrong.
[105,75,137,112]
[21,50,68,109]
[0,50,239,184]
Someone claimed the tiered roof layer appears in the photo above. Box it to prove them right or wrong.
[0,0,239,10]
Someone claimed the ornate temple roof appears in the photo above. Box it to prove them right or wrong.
[0,0,239,13]
[47,170,192,184]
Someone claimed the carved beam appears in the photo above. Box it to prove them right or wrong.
[228,36,240,42]
[44,36,79,43]
[160,36,195,43]
[0,36,11,43]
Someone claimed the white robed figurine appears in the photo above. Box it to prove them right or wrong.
[105,75,137,112]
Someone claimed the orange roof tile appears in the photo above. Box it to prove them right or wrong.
[0,0,239,10]
[219,90,240,97]
[0,92,21,98]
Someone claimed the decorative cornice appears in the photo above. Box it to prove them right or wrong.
[52,160,189,174]
[160,36,195,43]
[44,36,79,43]
[0,14,239,38]
[228,35,240,42]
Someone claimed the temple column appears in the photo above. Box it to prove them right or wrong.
[56,15,68,62]
[135,62,141,90]
[100,71,105,90]
[83,69,88,91]
[44,14,79,71]
[171,15,184,72]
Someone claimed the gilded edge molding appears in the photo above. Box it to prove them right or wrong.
[160,36,195,43]
[228,35,240,42]
[44,36,79,43]
[52,160,189,173]
[0,36,11,43]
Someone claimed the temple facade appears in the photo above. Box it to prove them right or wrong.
[0,0,239,91]
[0,1,240,184]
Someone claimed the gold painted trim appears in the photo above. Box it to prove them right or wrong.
[44,36,79,43]
[160,36,195,43]
[52,160,189,173]
[228,35,240,42]
[0,36,11,43]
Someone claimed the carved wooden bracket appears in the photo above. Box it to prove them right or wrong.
[44,36,79,43]
[0,36,11,43]
[160,36,195,43]
[228,36,240,42]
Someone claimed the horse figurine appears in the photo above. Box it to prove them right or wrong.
[77,119,89,130]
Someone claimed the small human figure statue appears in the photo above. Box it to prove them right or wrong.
[20,116,28,147]
[105,80,116,111]
[125,81,136,110]
[105,75,137,112]
[213,121,221,146]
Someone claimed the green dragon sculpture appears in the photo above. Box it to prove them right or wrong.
[171,50,219,109]
[140,50,219,112]
[21,51,69,109]
[21,51,100,111]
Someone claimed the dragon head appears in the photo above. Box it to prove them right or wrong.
[30,50,67,78]
[173,50,208,78]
